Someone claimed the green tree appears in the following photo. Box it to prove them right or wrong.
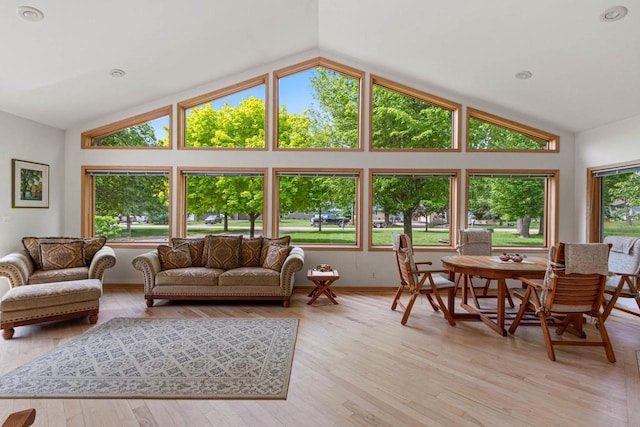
[94,123,167,147]
[371,85,452,149]
[185,97,265,148]
[610,172,640,225]
[468,118,545,150]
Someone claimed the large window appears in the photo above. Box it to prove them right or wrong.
[370,76,460,151]
[274,169,362,248]
[178,168,266,238]
[467,108,559,152]
[82,106,171,149]
[178,75,267,149]
[274,58,363,150]
[466,170,558,249]
[370,170,459,249]
[588,163,640,241]
[82,167,171,245]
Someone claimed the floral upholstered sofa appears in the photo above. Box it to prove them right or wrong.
[132,235,304,307]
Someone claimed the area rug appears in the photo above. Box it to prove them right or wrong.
[0,317,298,399]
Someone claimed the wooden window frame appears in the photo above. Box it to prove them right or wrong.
[81,166,173,248]
[273,57,365,152]
[465,169,559,252]
[176,167,268,238]
[586,160,640,242]
[369,75,461,152]
[466,107,559,153]
[272,168,363,250]
[81,106,172,149]
[177,74,269,150]
[368,169,460,251]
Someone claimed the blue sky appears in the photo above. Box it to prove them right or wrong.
[150,69,318,142]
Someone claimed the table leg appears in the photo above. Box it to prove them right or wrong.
[307,280,338,305]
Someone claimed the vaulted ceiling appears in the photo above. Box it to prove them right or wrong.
[1,0,638,133]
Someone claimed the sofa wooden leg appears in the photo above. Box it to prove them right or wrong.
[283,298,290,308]
[2,327,15,340]
[146,298,154,307]
[89,314,98,324]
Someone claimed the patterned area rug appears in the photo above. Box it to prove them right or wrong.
[0,317,298,399]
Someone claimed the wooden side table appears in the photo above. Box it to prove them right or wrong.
[307,269,339,305]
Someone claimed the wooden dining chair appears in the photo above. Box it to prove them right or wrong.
[509,242,615,362]
[601,235,640,322]
[391,233,457,326]
[455,229,514,309]
[2,409,36,427]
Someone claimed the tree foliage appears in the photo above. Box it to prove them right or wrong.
[468,118,544,150]
[371,85,452,149]
[94,123,167,147]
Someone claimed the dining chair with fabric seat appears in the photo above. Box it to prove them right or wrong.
[455,229,514,309]
[509,242,615,362]
[601,235,640,322]
[391,233,457,326]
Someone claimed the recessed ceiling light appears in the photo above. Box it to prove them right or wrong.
[600,5,628,22]
[109,69,126,78]
[515,70,533,80]
[16,6,44,22]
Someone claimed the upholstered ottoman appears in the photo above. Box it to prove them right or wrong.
[0,279,102,339]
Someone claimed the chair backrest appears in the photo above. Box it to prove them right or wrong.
[392,233,418,291]
[603,235,640,275]
[543,242,611,313]
[457,229,492,256]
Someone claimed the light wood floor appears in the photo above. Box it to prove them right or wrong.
[2,287,640,427]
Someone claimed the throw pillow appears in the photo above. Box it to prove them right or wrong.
[158,243,192,270]
[83,236,107,265]
[240,237,263,267]
[172,237,206,267]
[39,241,86,271]
[260,236,291,265]
[262,244,292,272]
[204,235,243,270]
[23,237,87,270]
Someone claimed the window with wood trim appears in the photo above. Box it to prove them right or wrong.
[588,163,640,242]
[82,106,171,148]
[370,76,460,151]
[369,170,459,249]
[467,108,559,152]
[274,169,362,248]
[178,75,267,149]
[274,58,363,150]
[466,170,558,249]
[178,168,266,238]
[82,167,171,245]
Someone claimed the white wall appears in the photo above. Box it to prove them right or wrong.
[574,114,640,242]
[63,49,577,287]
[0,111,65,291]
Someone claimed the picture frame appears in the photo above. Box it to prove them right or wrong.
[12,159,49,208]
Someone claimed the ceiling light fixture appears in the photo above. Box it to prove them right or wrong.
[16,6,44,22]
[600,5,628,22]
[515,70,533,80]
[109,69,126,78]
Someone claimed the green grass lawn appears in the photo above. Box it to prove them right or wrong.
[113,219,546,246]
[604,221,640,237]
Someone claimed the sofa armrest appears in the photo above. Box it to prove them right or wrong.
[132,251,161,293]
[88,246,117,281]
[0,249,34,287]
[279,246,304,294]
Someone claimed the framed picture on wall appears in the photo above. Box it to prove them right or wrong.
[12,159,49,208]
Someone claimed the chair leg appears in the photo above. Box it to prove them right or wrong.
[424,293,440,312]
[595,314,616,363]
[401,293,419,325]
[538,312,556,361]
[508,286,532,335]
[432,289,456,326]
[467,276,482,308]
[391,283,406,310]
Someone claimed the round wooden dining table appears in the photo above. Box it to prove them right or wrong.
[441,255,548,336]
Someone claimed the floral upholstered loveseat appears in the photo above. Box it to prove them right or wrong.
[0,236,116,287]
[132,235,304,307]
